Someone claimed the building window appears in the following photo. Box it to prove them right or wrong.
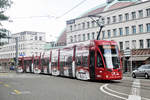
[102,31,105,39]
[82,22,85,29]
[119,28,123,36]
[107,30,111,38]
[87,22,90,28]
[112,16,116,23]
[139,24,143,33]
[92,32,95,40]
[132,26,136,34]
[102,18,105,24]
[139,40,143,49]
[125,41,129,49]
[107,17,110,24]
[113,29,117,37]
[74,35,77,42]
[74,24,76,30]
[78,24,81,30]
[147,39,150,48]
[91,21,95,27]
[35,36,37,40]
[146,23,150,32]
[39,36,42,41]
[138,10,143,18]
[78,34,81,42]
[125,27,129,35]
[96,19,99,26]
[70,36,73,43]
[125,13,129,21]
[146,8,150,16]
[119,14,123,22]
[132,12,136,19]
[132,40,136,49]
[70,25,72,31]
[119,42,123,50]
[83,34,85,41]
[87,33,90,40]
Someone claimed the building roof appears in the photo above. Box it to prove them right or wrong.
[82,0,137,17]
[107,2,135,11]
[82,6,106,17]
[57,29,66,46]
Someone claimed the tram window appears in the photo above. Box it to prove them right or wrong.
[52,62,57,66]
[18,61,22,66]
[97,52,104,68]
[82,56,88,67]
[66,56,72,67]
[60,61,65,67]
[90,50,95,67]
[76,56,81,66]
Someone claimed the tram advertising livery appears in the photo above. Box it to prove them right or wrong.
[17,40,122,80]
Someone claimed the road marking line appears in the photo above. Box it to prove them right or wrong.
[127,79,141,100]
[100,83,149,100]
[100,84,127,100]
[14,90,21,95]
[105,85,128,96]
[4,84,10,88]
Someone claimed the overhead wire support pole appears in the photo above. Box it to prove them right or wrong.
[88,15,104,40]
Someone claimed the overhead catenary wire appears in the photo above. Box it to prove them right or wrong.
[9,0,88,20]
[56,0,87,19]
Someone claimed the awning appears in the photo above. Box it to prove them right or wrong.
[128,56,149,61]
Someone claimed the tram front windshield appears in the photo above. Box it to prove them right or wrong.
[99,45,120,69]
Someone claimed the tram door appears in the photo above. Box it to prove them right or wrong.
[89,50,95,79]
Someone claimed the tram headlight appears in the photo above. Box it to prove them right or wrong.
[97,75,101,78]
[106,75,109,78]
[99,71,103,73]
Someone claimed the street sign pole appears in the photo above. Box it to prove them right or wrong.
[15,37,18,69]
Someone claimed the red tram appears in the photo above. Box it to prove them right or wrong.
[17,40,122,80]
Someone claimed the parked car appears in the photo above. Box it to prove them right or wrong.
[132,64,150,79]
[10,66,15,70]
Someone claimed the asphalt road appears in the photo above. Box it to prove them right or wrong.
[0,72,150,100]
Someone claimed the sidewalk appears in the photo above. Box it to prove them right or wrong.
[123,72,131,77]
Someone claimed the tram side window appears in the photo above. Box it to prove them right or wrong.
[97,51,104,68]
[90,50,95,67]
[82,56,88,67]
[52,62,57,67]
[24,60,31,66]
[42,59,48,66]
[76,56,81,66]
[18,60,22,66]
[60,61,65,67]
[66,56,72,67]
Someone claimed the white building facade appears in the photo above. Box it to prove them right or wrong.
[0,31,46,59]
[66,0,150,72]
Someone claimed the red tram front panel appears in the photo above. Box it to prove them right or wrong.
[91,40,122,80]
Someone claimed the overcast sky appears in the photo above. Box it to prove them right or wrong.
[2,0,147,41]
[2,0,107,41]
